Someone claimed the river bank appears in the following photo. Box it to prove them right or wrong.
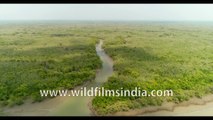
[111,94,213,116]
[1,40,212,116]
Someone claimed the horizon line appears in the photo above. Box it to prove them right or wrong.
[1,19,213,22]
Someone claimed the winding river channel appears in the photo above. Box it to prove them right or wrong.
[1,40,212,116]
[1,40,113,116]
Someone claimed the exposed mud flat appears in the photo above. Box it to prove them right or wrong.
[112,94,213,116]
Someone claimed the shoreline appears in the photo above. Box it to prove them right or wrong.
[108,94,213,116]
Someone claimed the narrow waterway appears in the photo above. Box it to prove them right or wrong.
[2,40,113,116]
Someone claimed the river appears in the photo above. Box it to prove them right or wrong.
[1,40,212,116]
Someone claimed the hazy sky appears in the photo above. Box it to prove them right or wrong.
[0,4,213,21]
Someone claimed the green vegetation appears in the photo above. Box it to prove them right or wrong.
[92,22,213,115]
[0,22,101,107]
[0,21,212,115]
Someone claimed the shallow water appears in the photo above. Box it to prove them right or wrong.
[2,40,113,116]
